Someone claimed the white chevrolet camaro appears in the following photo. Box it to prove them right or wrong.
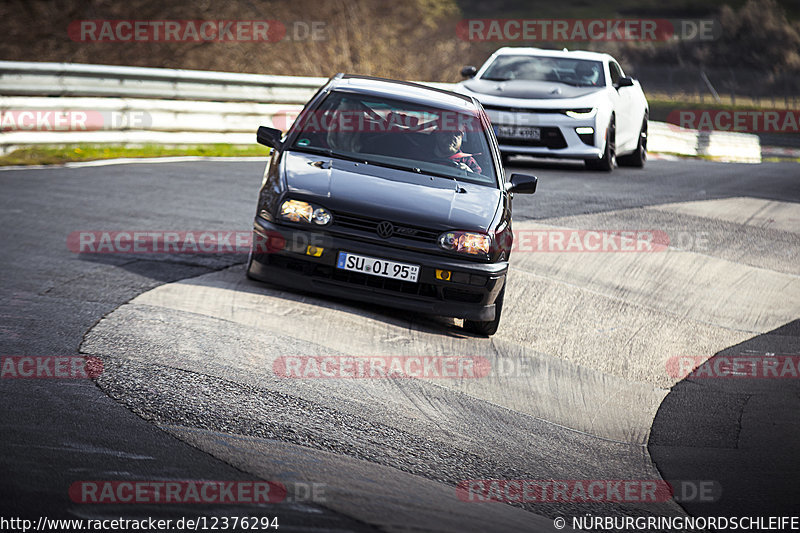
[455,47,649,171]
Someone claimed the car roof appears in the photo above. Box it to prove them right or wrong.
[327,74,480,112]
[489,47,613,62]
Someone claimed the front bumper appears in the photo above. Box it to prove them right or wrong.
[487,109,604,159]
[248,218,507,321]
[498,142,603,160]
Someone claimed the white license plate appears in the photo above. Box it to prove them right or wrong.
[496,126,541,140]
[337,252,419,283]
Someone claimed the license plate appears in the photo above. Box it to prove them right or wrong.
[495,126,541,140]
[337,252,419,283]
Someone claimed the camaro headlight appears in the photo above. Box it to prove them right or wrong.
[565,108,597,119]
[279,200,332,225]
[438,231,491,256]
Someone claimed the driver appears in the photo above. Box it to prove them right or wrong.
[575,62,601,86]
[432,129,481,174]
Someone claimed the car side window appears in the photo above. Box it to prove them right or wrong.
[609,62,623,86]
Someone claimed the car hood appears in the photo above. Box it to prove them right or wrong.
[283,151,500,232]
[461,79,602,100]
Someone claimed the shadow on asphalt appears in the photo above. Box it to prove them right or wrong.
[649,319,800,518]
[73,253,476,339]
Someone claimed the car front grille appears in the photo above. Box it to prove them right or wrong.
[483,105,566,114]
[332,211,440,244]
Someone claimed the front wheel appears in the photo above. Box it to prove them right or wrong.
[618,117,648,168]
[585,120,616,172]
[245,238,258,280]
[464,286,505,336]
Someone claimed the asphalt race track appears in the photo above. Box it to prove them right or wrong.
[1,156,798,532]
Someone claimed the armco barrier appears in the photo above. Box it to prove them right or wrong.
[0,60,327,102]
[0,61,760,162]
[648,122,761,163]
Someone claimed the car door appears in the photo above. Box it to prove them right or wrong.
[609,61,636,151]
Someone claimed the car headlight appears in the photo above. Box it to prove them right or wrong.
[565,108,597,119]
[438,231,491,256]
[279,200,332,226]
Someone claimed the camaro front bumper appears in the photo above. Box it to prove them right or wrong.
[487,109,605,159]
[498,141,604,160]
[248,218,507,321]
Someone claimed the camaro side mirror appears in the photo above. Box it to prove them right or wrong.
[506,173,538,194]
[461,65,478,78]
[257,126,283,148]
[616,76,634,88]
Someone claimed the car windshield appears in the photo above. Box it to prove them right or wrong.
[289,91,498,186]
[481,55,605,87]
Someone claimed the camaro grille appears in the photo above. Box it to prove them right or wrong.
[482,105,567,114]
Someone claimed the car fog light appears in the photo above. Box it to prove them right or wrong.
[436,269,451,281]
[306,246,324,257]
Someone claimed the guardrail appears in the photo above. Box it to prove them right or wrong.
[0,60,760,162]
[0,60,327,102]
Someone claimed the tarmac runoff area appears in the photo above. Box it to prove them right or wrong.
[81,196,799,531]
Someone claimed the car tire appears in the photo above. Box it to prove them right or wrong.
[618,116,647,168]
[464,285,504,336]
[585,119,616,172]
[245,239,258,280]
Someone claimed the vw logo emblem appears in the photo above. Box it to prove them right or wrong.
[376,221,394,239]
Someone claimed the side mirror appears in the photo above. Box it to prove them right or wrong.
[616,76,634,88]
[460,65,478,78]
[506,173,537,194]
[257,126,283,148]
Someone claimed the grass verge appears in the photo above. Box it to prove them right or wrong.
[0,144,271,166]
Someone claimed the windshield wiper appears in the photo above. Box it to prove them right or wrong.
[291,145,483,188]
[555,80,597,87]
[292,145,367,164]
[481,76,511,81]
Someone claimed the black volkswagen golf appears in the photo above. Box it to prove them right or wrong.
[247,74,537,335]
